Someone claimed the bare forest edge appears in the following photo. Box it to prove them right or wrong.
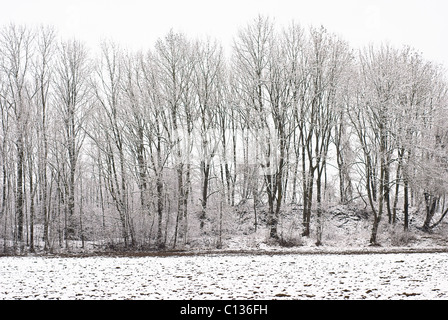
[1,16,448,257]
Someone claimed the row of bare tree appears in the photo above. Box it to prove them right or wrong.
[0,16,447,253]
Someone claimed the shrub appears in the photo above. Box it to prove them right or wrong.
[390,229,416,246]
[278,235,304,248]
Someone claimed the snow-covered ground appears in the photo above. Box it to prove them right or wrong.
[1,252,448,300]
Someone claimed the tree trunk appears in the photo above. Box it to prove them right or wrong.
[302,174,314,237]
[392,149,403,224]
[403,178,409,231]
[156,174,164,249]
[370,130,386,246]
[422,192,438,232]
[370,215,381,245]
[29,161,35,253]
[315,170,323,246]
[385,162,392,224]
[199,161,210,230]
[16,136,24,248]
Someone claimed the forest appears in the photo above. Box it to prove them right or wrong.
[0,16,447,254]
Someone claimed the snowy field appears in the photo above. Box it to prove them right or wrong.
[1,252,448,300]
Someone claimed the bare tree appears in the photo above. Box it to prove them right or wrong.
[217,66,237,207]
[0,24,35,251]
[308,27,352,245]
[232,15,278,237]
[192,38,224,231]
[410,63,448,232]
[0,63,14,251]
[349,44,402,245]
[91,40,137,248]
[134,49,172,248]
[32,25,57,251]
[54,38,91,243]
[155,30,195,246]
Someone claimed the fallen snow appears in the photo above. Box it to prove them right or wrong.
[1,252,448,300]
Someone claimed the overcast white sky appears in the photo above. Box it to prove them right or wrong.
[1,0,447,67]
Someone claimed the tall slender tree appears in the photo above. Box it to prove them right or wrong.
[33,25,56,251]
[54,38,91,242]
[0,24,35,250]
[155,30,194,245]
